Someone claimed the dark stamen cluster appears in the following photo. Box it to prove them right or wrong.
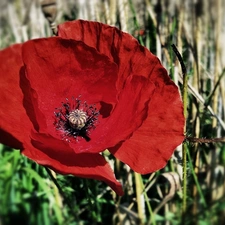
[54,97,99,142]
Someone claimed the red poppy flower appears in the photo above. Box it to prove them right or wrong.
[0,20,184,195]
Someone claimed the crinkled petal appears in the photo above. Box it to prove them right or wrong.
[0,44,33,149]
[22,37,118,107]
[58,20,160,90]
[23,131,123,195]
[21,37,118,135]
[0,42,123,195]
[110,66,185,174]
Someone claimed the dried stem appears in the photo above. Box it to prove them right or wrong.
[41,0,58,35]
[134,172,145,224]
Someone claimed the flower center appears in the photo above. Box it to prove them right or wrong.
[54,97,99,142]
[68,109,87,130]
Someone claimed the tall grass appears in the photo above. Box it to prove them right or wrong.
[0,0,224,224]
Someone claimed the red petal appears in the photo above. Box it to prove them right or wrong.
[110,66,185,174]
[21,37,155,154]
[0,44,33,149]
[55,75,154,154]
[0,44,123,195]
[23,131,123,195]
[58,20,185,173]
[58,20,161,90]
[21,37,118,133]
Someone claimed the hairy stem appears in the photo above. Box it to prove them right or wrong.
[171,44,188,219]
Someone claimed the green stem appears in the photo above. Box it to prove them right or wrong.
[205,68,225,107]
[181,51,188,218]
[171,44,188,219]
[186,148,207,207]
[142,181,156,225]
[182,143,188,215]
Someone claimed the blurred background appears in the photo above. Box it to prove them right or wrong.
[0,0,225,224]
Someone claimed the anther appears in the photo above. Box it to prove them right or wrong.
[54,97,99,142]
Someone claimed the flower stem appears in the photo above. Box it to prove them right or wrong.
[171,44,188,220]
